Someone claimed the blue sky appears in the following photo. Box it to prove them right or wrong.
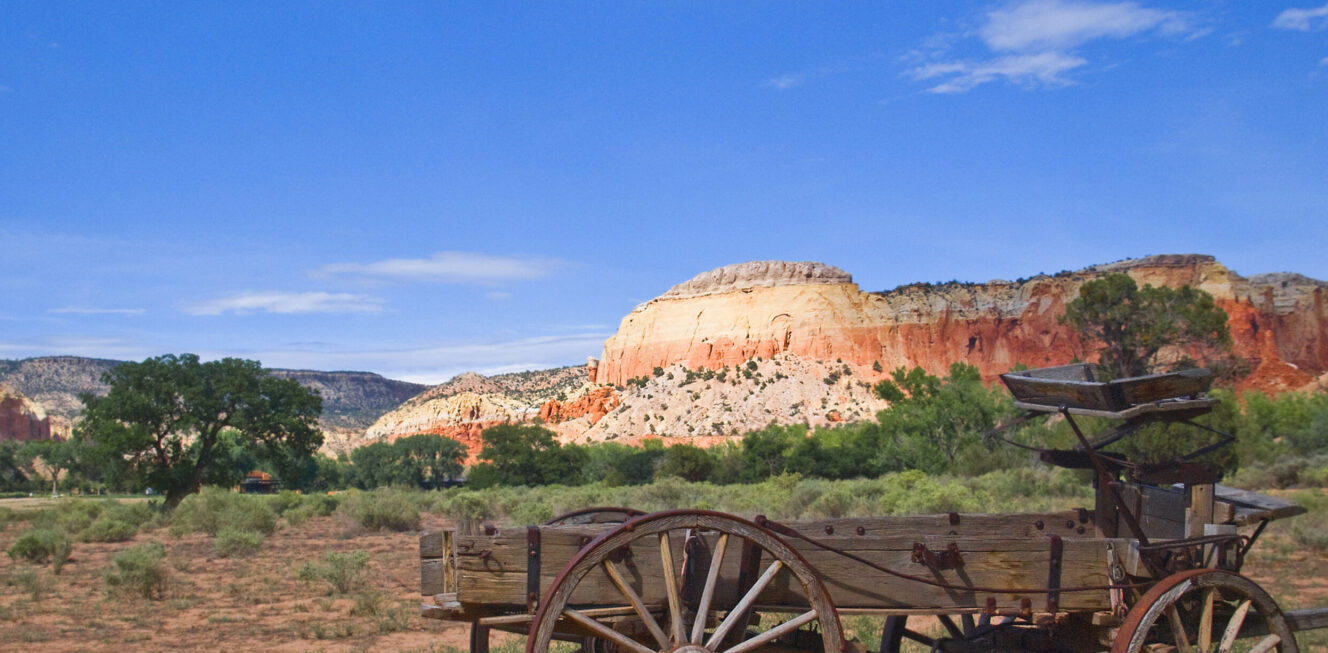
[2,1,1325,383]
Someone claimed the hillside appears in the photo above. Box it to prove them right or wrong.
[0,356,427,445]
[366,254,1327,454]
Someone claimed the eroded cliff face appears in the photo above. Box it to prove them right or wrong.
[0,386,54,442]
[597,256,1327,394]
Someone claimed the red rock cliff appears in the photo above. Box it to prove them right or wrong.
[0,386,53,442]
[597,256,1327,393]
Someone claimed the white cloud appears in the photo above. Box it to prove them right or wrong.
[911,0,1194,93]
[764,74,806,90]
[912,51,1088,93]
[1321,56,1328,66]
[315,251,565,284]
[48,306,146,316]
[1273,3,1328,31]
[183,291,385,316]
[484,291,512,301]
[981,0,1185,52]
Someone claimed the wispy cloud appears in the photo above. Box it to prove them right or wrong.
[484,291,512,301]
[1273,3,1328,31]
[911,51,1088,93]
[0,85,12,93]
[981,0,1187,52]
[183,291,385,316]
[314,251,565,284]
[909,0,1195,93]
[48,306,146,316]
[763,74,806,90]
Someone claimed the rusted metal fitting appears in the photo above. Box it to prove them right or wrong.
[824,525,834,535]
[948,512,961,526]
[483,523,497,536]
[1034,519,1045,530]
[912,542,964,570]
[856,526,866,536]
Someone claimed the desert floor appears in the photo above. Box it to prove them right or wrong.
[1,495,1325,652]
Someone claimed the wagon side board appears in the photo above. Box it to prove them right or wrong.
[424,523,1123,614]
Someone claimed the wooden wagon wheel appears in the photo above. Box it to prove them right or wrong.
[1112,569,1298,653]
[546,507,648,526]
[527,510,845,653]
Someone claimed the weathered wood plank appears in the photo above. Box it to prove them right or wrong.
[420,531,447,558]
[1286,607,1328,632]
[451,528,1117,611]
[422,558,450,596]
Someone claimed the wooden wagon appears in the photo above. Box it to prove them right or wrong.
[420,364,1328,652]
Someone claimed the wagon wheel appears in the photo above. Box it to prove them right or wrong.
[1112,569,1298,653]
[527,510,845,653]
[546,507,647,526]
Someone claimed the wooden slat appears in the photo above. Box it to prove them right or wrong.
[1286,608,1328,633]
[420,531,447,558]
[451,527,1118,612]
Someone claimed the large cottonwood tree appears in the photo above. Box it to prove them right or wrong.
[78,354,323,509]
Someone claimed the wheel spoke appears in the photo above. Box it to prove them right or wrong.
[602,560,669,649]
[691,532,729,644]
[1166,604,1194,653]
[706,560,784,649]
[1217,599,1252,653]
[1198,588,1214,652]
[1247,634,1281,653]
[563,608,657,653]
[658,531,686,645]
[721,610,818,653]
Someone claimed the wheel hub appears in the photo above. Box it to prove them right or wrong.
[668,646,711,653]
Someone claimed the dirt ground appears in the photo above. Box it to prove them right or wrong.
[1,496,1325,652]
[0,510,473,652]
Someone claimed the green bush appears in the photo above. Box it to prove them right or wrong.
[213,527,264,557]
[171,487,278,536]
[104,541,169,600]
[297,550,369,595]
[266,490,306,515]
[29,499,102,534]
[337,489,420,532]
[7,528,73,573]
[284,504,315,526]
[80,517,138,543]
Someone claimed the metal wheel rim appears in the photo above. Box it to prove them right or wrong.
[1113,569,1298,653]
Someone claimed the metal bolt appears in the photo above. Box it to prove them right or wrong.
[825,525,834,535]
[1035,520,1045,530]
[856,526,866,536]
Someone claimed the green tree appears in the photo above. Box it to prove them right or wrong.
[467,424,587,488]
[350,441,402,488]
[655,444,715,482]
[0,441,30,491]
[394,433,466,489]
[18,439,81,496]
[1060,274,1232,379]
[77,354,323,510]
[871,363,1014,475]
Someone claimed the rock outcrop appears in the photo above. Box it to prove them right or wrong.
[361,366,589,458]
[0,385,54,442]
[597,255,1327,394]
